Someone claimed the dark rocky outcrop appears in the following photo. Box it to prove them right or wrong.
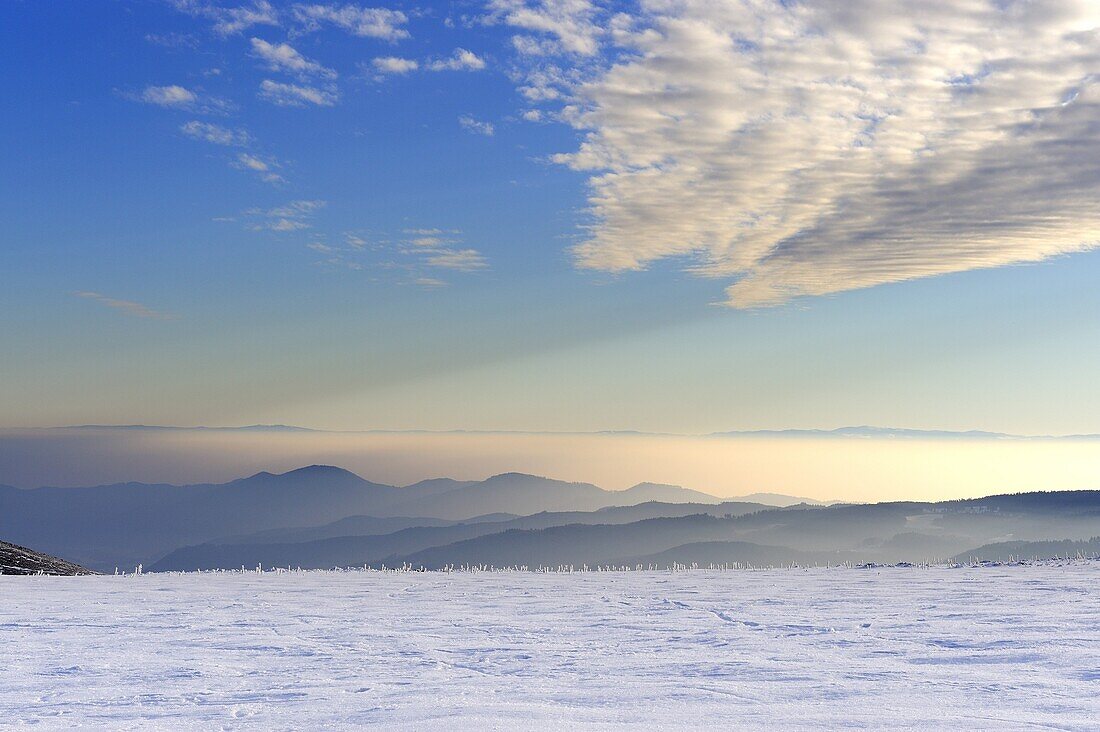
[0,540,96,575]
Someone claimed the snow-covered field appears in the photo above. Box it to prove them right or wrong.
[2,564,1098,730]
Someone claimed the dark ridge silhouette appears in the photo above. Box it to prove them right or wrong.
[216,513,513,545]
[0,540,96,575]
[383,492,1100,570]
[150,501,770,572]
[386,515,741,569]
[621,541,829,568]
[951,537,1100,563]
[615,482,721,504]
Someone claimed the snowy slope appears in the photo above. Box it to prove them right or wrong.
[2,564,1098,729]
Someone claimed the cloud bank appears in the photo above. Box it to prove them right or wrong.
[512,0,1100,307]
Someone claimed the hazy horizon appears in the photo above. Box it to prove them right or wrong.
[6,425,1100,503]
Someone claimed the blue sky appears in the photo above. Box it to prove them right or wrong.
[3,0,1100,435]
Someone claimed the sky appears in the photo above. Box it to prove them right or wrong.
[3,0,1100,448]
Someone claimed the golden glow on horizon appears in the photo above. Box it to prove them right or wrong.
[6,429,1100,502]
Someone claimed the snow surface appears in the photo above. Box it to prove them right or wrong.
[2,564,1099,730]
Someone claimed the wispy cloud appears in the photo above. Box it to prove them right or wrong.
[233,152,285,184]
[250,38,336,79]
[487,0,603,57]
[138,85,230,114]
[306,235,365,270]
[424,248,488,271]
[171,0,279,36]
[518,0,1100,307]
[141,85,197,108]
[399,229,489,272]
[144,32,198,49]
[372,56,419,74]
[270,219,311,231]
[258,79,339,107]
[243,199,327,231]
[269,200,326,217]
[458,115,494,136]
[292,3,409,40]
[179,120,251,146]
[428,48,487,72]
[74,292,177,320]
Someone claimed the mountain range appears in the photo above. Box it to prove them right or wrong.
[45,423,1100,439]
[3,465,1098,573]
[0,466,735,570]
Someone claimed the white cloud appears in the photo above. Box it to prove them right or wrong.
[141,85,197,108]
[521,109,542,122]
[534,0,1100,307]
[171,0,279,36]
[178,122,281,182]
[459,115,495,136]
[235,153,269,171]
[424,248,489,271]
[514,65,574,102]
[269,218,310,231]
[305,235,367,270]
[428,48,487,71]
[268,200,326,217]
[258,79,339,106]
[398,230,489,272]
[414,277,447,288]
[246,199,326,230]
[372,56,419,74]
[510,34,560,56]
[138,85,230,114]
[372,49,486,78]
[74,292,177,320]
[292,3,409,40]
[233,153,285,184]
[179,120,251,146]
[488,0,602,56]
[250,38,336,79]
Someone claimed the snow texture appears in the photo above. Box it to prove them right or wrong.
[2,564,1098,729]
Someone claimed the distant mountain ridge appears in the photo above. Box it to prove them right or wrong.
[150,500,772,572]
[151,490,1100,572]
[384,492,1100,570]
[0,466,730,571]
[39,423,1100,440]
